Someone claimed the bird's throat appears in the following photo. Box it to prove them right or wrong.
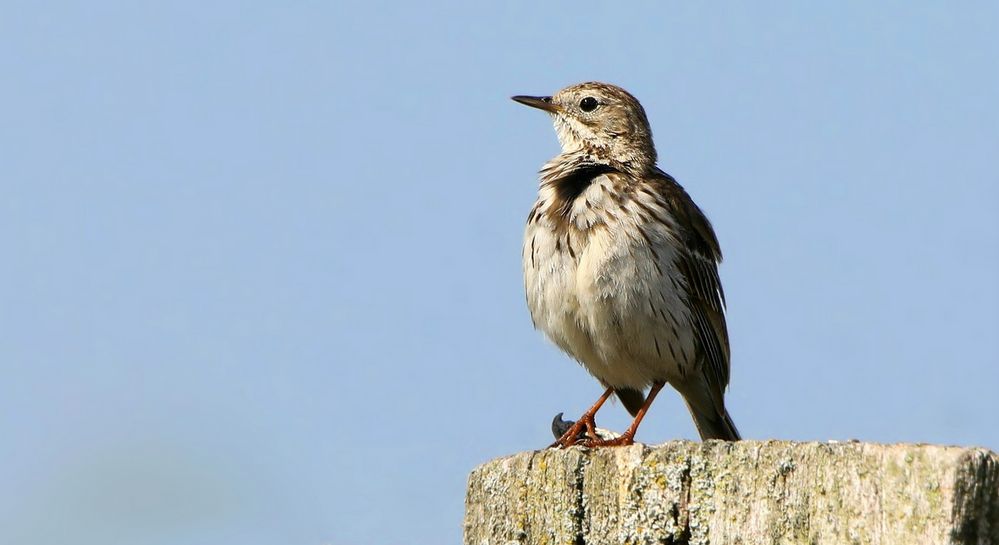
[544,163,619,220]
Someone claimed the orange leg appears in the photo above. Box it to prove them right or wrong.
[550,387,615,448]
[583,382,665,447]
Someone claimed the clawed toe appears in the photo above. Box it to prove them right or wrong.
[546,387,619,449]
[549,413,597,448]
[579,433,635,448]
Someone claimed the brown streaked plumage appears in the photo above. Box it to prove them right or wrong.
[513,82,740,447]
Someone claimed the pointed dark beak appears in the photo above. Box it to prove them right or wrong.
[511,95,558,113]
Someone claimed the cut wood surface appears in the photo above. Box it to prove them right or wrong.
[463,441,998,544]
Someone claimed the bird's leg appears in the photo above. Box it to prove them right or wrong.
[583,382,665,447]
[549,387,615,448]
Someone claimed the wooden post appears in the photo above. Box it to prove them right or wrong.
[464,441,998,544]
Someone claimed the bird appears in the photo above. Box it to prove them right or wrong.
[512,82,741,447]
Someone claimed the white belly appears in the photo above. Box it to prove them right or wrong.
[523,190,697,390]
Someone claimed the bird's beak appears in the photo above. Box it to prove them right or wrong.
[512,95,558,113]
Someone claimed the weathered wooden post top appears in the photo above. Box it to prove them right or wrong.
[464,441,998,544]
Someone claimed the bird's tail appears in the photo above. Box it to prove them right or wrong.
[674,378,741,441]
[685,400,741,441]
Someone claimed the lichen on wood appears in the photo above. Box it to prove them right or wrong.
[463,441,999,545]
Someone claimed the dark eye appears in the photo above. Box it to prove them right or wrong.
[579,96,598,112]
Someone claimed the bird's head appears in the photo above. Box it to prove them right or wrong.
[512,82,657,169]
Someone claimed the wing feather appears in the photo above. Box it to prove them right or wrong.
[652,170,731,406]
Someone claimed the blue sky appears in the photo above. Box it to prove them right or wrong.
[1,2,997,544]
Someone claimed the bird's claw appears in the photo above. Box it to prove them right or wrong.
[549,412,621,448]
[551,413,583,442]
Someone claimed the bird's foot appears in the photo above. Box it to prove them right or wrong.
[549,412,600,448]
[549,412,624,448]
[577,381,663,447]
[550,413,581,443]
[578,432,636,448]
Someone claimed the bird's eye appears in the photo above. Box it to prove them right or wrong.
[579,97,598,112]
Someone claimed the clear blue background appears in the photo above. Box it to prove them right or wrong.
[2,2,997,544]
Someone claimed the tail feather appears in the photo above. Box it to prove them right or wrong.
[614,387,646,417]
[686,401,741,441]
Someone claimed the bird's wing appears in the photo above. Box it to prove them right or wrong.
[653,170,731,406]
